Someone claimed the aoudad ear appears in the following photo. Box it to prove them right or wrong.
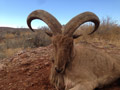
[72,34,82,39]
[45,30,53,37]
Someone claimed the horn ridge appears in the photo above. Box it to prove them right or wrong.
[27,10,62,34]
[64,12,100,36]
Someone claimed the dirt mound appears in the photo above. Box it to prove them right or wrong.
[0,45,120,90]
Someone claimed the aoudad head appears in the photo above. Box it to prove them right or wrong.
[27,10,100,73]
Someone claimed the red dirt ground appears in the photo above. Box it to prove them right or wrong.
[0,43,120,90]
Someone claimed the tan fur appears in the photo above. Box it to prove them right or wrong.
[50,67,65,90]
[50,35,73,90]
[50,35,120,90]
[27,10,120,90]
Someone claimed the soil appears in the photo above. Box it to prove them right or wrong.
[0,42,120,90]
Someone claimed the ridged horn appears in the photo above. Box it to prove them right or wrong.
[27,10,62,35]
[64,12,100,36]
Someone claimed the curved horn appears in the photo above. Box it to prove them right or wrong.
[64,12,100,36]
[27,10,62,35]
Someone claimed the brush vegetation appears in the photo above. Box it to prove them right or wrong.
[0,27,51,59]
[0,17,120,59]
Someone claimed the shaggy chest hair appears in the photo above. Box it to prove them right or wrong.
[50,35,74,89]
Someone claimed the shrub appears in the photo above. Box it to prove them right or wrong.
[24,30,51,48]
[0,17,120,59]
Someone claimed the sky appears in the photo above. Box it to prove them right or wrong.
[0,0,120,29]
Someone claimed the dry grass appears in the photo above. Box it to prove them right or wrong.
[0,17,120,59]
[75,17,120,47]
[0,27,51,59]
[4,48,22,57]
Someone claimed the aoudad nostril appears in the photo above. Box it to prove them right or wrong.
[55,67,63,73]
